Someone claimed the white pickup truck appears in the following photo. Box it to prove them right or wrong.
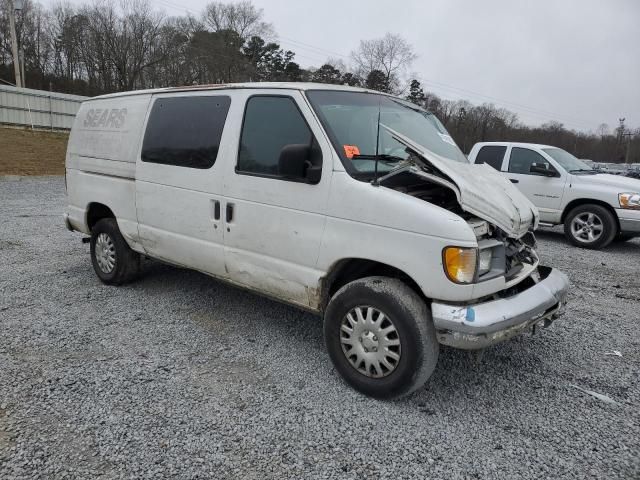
[468,142,640,249]
[64,84,570,398]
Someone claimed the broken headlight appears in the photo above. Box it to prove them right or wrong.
[478,248,493,275]
[476,239,506,281]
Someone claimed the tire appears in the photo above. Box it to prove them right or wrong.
[563,204,617,249]
[324,276,439,399]
[90,218,140,285]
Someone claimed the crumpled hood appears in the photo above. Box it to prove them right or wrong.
[572,173,640,191]
[381,126,539,238]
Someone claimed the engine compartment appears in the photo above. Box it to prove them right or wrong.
[381,169,466,217]
[383,168,539,286]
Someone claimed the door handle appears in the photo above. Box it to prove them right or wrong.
[510,179,519,184]
[212,200,221,220]
[226,203,234,223]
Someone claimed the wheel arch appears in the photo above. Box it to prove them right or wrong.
[86,202,116,232]
[318,258,426,312]
[561,198,620,232]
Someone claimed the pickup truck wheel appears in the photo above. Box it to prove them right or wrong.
[324,277,439,399]
[90,218,140,285]
[564,204,617,249]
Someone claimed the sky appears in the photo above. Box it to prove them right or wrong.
[42,0,640,132]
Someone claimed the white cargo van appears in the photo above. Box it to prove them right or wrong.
[64,83,569,398]
[468,142,640,249]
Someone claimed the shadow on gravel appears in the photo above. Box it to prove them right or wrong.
[134,259,325,340]
[125,259,550,403]
[535,228,640,253]
[533,228,568,245]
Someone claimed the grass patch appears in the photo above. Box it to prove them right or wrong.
[0,126,69,175]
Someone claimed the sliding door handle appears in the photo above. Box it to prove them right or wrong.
[226,203,234,223]
[212,200,221,220]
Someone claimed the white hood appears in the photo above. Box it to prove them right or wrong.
[572,173,640,191]
[381,126,539,238]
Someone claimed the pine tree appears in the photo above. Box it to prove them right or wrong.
[406,79,426,106]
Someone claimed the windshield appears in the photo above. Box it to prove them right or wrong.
[306,90,468,177]
[543,148,593,172]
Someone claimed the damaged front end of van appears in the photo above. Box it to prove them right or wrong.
[375,125,570,349]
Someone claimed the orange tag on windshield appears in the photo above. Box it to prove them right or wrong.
[343,145,360,159]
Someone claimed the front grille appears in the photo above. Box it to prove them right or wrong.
[504,235,537,281]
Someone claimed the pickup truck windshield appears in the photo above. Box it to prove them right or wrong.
[306,90,468,177]
[543,148,593,173]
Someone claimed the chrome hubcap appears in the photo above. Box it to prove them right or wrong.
[340,306,401,378]
[570,212,603,243]
[95,233,116,273]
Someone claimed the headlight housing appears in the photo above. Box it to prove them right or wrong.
[619,193,640,210]
[443,247,477,284]
[478,248,493,276]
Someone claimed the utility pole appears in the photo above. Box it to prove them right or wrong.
[622,132,633,164]
[618,117,633,164]
[19,49,26,87]
[8,0,23,88]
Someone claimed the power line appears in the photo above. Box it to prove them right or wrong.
[154,0,196,16]
[416,76,596,129]
[278,35,349,60]
[416,77,594,131]
[145,0,598,130]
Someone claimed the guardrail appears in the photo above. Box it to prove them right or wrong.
[0,85,88,130]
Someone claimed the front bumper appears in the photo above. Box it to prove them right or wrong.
[431,266,570,350]
[617,208,640,234]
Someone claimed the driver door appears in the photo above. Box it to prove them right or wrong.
[220,91,334,308]
[505,146,567,223]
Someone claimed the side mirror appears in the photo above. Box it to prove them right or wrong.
[530,163,558,177]
[278,144,321,184]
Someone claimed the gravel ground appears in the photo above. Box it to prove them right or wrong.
[1,176,639,479]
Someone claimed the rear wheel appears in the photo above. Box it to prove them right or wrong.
[564,204,617,249]
[324,276,439,399]
[90,218,140,285]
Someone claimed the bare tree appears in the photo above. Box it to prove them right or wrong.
[350,33,416,94]
[596,123,609,138]
[203,0,273,40]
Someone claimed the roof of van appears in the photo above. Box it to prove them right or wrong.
[475,141,557,149]
[89,82,394,101]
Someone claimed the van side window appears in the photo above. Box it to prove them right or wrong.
[142,96,231,169]
[508,147,550,175]
[475,145,506,170]
[237,96,318,176]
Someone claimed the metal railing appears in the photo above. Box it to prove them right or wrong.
[0,85,87,130]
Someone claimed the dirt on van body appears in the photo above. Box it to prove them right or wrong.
[0,126,68,176]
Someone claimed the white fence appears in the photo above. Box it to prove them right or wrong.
[0,85,87,130]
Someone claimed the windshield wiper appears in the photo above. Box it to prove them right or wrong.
[352,154,405,165]
[569,169,597,174]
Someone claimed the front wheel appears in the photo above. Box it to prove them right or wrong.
[564,204,617,249]
[324,277,439,399]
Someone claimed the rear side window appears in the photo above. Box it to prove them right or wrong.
[238,96,315,176]
[475,145,506,170]
[142,96,231,169]
[508,147,549,174]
